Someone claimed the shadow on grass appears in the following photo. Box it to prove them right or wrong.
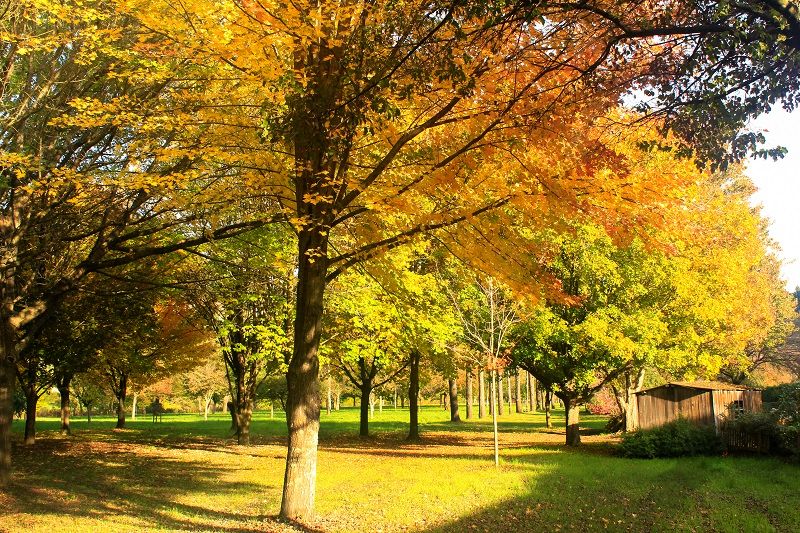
[418,451,800,533]
[6,437,290,533]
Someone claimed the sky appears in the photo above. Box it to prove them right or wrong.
[747,108,800,291]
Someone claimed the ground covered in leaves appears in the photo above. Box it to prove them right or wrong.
[2,407,799,532]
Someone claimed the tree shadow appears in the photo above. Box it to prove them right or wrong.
[5,437,291,532]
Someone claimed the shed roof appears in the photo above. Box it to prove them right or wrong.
[635,381,759,395]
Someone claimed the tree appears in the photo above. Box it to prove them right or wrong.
[93,0,800,517]
[184,354,228,421]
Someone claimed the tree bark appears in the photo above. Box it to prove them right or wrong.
[280,232,326,522]
[132,391,138,421]
[23,385,37,445]
[57,377,72,436]
[359,384,372,437]
[528,373,535,412]
[448,378,461,422]
[498,371,505,416]
[465,368,473,420]
[237,399,253,445]
[407,350,420,440]
[545,389,552,429]
[564,397,581,446]
[326,376,332,415]
[478,369,486,419]
[515,369,522,413]
[0,313,16,485]
[613,368,645,432]
[115,373,127,429]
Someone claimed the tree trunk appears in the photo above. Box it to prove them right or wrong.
[0,318,15,486]
[334,385,340,411]
[326,376,332,415]
[465,368,473,420]
[507,374,513,414]
[393,386,397,409]
[23,385,37,445]
[58,379,72,436]
[87,404,92,423]
[528,373,535,412]
[280,232,326,522]
[237,399,253,445]
[448,378,461,422]
[498,372,505,416]
[132,392,138,421]
[515,369,522,413]
[491,370,499,467]
[369,391,375,418]
[478,369,486,419]
[564,397,581,446]
[204,394,211,421]
[115,374,128,429]
[359,385,371,437]
[379,394,383,413]
[545,389,552,429]
[614,368,645,432]
[407,350,420,440]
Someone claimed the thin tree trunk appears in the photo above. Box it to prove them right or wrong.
[528,373,535,412]
[334,385,340,411]
[448,378,461,422]
[326,376,332,415]
[507,374,513,413]
[498,371,505,416]
[115,374,127,429]
[515,369,522,413]
[491,370,499,467]
[545,389,552,429]
[360,385,371,437]
[58,379,72,436]
[465,368,473,420]
[393,385,397,409]
[564,397,581,446]
[204,394,211,420]
[87,404,92,423]
[369,391,375,418]
[23,386,37,445]
[478,369,486,419]
[132,392,138,421]
[379,394,383,413]
[407,350,420,440]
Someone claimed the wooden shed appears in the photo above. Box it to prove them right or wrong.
[635,381,762,432]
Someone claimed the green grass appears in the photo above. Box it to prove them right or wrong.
[3,406,799,532]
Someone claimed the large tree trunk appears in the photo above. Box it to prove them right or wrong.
[0,311,17,485]
[115,373,128,429]
[478,369,486,419]
[407,350,420,440]
[465,368,473,419]
[359,384,371,437]
[237,399,253,445]
[23,385,37,445]
[613,368,645,432]
[57,377,73,436]
[564,397,581,446]
[515,369,522,413]
[448,378,461,422]
[280,232,326,523]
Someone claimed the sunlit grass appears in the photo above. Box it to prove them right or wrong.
[3,406,798,532]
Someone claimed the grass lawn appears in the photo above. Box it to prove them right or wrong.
[1,405,798,532]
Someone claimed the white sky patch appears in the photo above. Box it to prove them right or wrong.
[747,107,800,290]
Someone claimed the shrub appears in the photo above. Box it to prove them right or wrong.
[619,419,723,458]
[722,410,800,458]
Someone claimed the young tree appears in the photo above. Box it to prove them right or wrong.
[184,354,228,421]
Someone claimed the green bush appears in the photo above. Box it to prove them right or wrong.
[619,419,723,458]
[721,410,800,458]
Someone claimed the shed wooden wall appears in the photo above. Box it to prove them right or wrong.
[637,386,762,431]
[637,387,714,430]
